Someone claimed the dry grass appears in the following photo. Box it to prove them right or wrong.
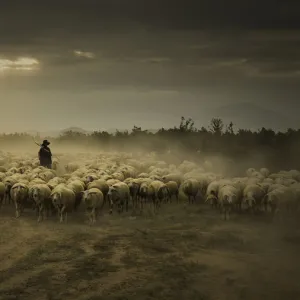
[0,204,300,300]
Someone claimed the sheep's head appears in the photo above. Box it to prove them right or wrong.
[80,190,88,202]
[206,194,218,206]
[32,188,41,203]
[224,193,237,204]
[51,192,62,207]
[243,196,255,209]
[108,187,120,203]
[4,181,13,193]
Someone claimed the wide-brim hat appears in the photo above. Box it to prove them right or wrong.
[42,140,50,145]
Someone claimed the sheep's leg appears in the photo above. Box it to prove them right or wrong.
[38,204,44,222]
[15,202,20,218]
[59,212,63,223]
[140,198,144,213]
[109,197,114,214]
[91,208,95,224]
[93,208,98,223]
[59,207,65,223]
[0,196,4,210]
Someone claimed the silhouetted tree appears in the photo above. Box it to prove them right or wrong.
[209,118,224,135]
[225,122,234,135]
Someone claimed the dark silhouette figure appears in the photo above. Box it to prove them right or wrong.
[38,140,52,169]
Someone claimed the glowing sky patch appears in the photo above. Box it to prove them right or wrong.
[73,50,95,59]
[0,57,39,71]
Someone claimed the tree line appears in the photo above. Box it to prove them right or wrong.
[0,117,299,170]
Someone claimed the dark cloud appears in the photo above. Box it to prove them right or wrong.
[0,1,299,131]
[0,0,299,40]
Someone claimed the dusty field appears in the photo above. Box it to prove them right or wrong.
[0,204,300,300]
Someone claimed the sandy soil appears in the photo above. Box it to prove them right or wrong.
[0,203,300,300]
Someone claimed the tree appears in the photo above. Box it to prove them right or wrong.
[179,116,196,132]
[209,118,224,135]
[131,125,148,136]
[225,122,234,134]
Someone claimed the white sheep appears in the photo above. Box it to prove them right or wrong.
[217,185,239,220]
[242,184,265,212]
[10,182,29,218]
[51,185,75,222]
[108,182,130,214]
[81,188,104,224]
[31,184,52,222]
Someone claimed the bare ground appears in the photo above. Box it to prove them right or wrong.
[0,204,300,300]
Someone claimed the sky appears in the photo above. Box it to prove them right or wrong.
[0,1,299,132]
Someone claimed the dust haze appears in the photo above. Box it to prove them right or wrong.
[1,0,300,299]
[1,132,300,299]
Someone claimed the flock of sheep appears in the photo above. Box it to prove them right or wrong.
[0,151,300,224]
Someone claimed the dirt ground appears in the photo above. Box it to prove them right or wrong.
[0,204,300,300]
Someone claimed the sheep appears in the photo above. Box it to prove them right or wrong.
[263,187,299,219]
[67,179,85,210]
[51,185,76,222]
[206,180,221,209]
[52,157,59,170]
[260,168,270,178]
[31,178,47,185]
[81,188,104,224]
[217,185,239,220]
[111,172,125,181]
[242,184,265,212]
[119,165,137,179]
[31,184,53,222]
[148,180,169,212]
[181,178,201,204]
[108,182,130,214]
[137,173,149,178]
[165,181,179,203]
[137,181,151,211]
[246,168,256,177]
[84,174,98,185]
[47,177,66,190]
[127,180,141,211]
[0,182,5,209]
[87,179,109,205]
[0,167,7,173]
[205,179,232,208]
[106,179,121,186]
[3,176,18,205]
[191,174,211,200]
[65,162,80,173]
[39,170,56,182]
[10,182,29,218]
[162,173,182,186]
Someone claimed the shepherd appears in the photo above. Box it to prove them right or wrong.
[38,140,52,169]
